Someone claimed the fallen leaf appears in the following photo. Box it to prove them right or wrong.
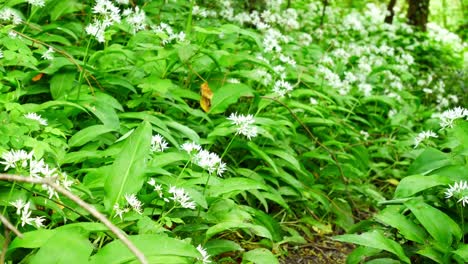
[32,73,44,82]
[200,82,213,112]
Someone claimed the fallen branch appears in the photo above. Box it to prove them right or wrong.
[0,174,148,264]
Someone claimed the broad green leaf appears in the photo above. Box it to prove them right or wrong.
[417,246,447,264]
[166,121,200,142]
[245,207,283,242]
[24,100,88,113]
[90,234,200,264]
[334,230,410,263]
[208,178,268,197]
[365,258,401,264]
[375,206,426,244]
[332,198,354,232]
[29,227,93,264]
[453,244,468,262]
[247,141,278,173]
[346,246,382,264]
[69,125,116,147]
[209,83,253,114]
[50,72,75,100]
[104,122,152,210]
[408,148,453,175]
[206,222,272,240]
[394,174,451,198]
[8,229,56,252]
[242,248,278,264]
[81,100,120,130]
[204,239,243,256]
[405,199,462,248]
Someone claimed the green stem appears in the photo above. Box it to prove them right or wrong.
[461,205,465,243]
[76,38,94,100]
[185,0,194,37]
[21,6,38,33]
[2,182,17,215]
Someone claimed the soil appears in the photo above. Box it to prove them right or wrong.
[279,238,354,264]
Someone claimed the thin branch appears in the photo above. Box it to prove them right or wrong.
[0,174,148,264]
[0,214,23,238]
[1,229,10,264]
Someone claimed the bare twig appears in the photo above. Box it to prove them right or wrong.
[0,174,148,264]
[0,214,23,239]
[1,228,11,264]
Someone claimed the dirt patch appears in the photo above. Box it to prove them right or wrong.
[280,238,354,264]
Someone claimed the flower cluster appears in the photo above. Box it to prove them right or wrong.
[196,244,212,264]
[24,112,48,126]
[445,181,468,207]
[41,47,55,61]
[10,199,46,228]
[85,0,121,43]
[122,6,147,34]
[151,134,169,153]
[272,79,294,97]
[152,23,186,46]
[167,186,196,210]
[26,0,45,7]
[147,179,196,210]
[181,142,226,176]
[437,107,468,129]
[0,150,73,199]
[0,8,22,25]
[113,193,143,219]
[227,113,258,140]
[413,130,438,148]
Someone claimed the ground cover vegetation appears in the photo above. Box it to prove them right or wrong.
[0,0,467,263]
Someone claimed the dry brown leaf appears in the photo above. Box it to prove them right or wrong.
[200,82,213,112]
[32,73,44,82]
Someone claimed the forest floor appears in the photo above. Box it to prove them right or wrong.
[279,238,354,264]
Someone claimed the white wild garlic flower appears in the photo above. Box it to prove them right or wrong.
[413,130,438,148]
[445,181,468,207]
[41,47,54,60]
[151,134,169,153]
[24,112,48,126]
[196,245,212,264]
[168,186,196,209]
[227,113,258,140]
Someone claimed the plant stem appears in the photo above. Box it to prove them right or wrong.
[76,38,94,100]
[185,0,194,37]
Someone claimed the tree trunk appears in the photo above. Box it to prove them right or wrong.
[384,0,397,24]
[407,0,431,31]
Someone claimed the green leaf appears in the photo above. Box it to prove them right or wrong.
[209,83,253,114]
[405,199,462,248]
[417,246,447,264]
[408,148,453,175]
[50,72,75,100]
[204,239,243,256]
[208,178,268,197]
[206,222,272,241]
[334,230,410,263]
[242,248,278,264]
[8,229,56,252]
[453,244,468,262]
[375,206,426,244]
[104,122,152,210]
[69,125,116,147]
[394,174,451,198]
[247,141,278,173]
[29,227,93,264]
[90,234,200,264]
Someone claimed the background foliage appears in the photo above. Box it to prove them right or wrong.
[0,0,466,263]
